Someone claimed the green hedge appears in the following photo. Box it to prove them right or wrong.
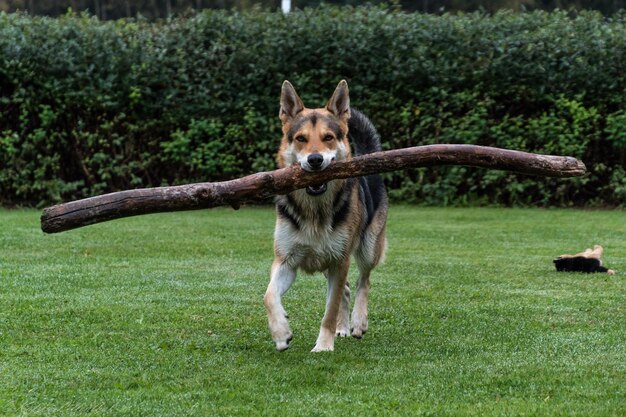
[1,7,625,207]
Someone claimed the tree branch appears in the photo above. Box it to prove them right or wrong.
[40,144,586,233]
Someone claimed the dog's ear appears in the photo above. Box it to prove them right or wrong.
[280,81,304,124]
[326,80,350,120]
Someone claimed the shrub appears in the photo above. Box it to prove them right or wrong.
[0,7,624,207]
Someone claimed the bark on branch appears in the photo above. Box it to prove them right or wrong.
[41,144,586,233]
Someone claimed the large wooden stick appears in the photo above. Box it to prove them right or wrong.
[40,144,586,233]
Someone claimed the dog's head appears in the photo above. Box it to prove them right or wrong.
[278,80,351,196]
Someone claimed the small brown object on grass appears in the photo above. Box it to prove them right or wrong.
[554,245,615,275]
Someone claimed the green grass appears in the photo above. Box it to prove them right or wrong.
[1,206,625,416]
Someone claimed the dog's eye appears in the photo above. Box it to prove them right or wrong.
[295,135,306,143]
[323,134,334,142]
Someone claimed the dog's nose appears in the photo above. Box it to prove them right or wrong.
[307,153,324,170]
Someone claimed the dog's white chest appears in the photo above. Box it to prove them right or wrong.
[275,223,349,272]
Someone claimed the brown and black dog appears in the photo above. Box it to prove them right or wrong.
[264,80,388,352]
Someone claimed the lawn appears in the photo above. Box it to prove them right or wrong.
[1,206,624,416]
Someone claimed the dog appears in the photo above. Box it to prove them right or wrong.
[264,80,388,352]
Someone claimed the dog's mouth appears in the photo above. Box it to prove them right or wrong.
[306,183,328,196]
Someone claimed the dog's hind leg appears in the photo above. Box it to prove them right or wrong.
[336,281,351,337]
[351,269,370,339]
[264,259,296,351]
[324,271,351,337]
[352,226,387,339]
[312,259,350,352]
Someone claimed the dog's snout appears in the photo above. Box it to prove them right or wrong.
[307,153,324,170]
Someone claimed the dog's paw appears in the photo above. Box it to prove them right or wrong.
[335,326,350,337]
[275,333,293,352]
[274,332,293,352]
[350,326,367,339]
[312,327,335,352]
[311,343,334,353]
[351,315,368,339]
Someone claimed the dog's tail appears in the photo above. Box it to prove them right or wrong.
[348,109,382,156]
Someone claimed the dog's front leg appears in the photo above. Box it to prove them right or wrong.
[264,259,296,351]
[312,258,350,352]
